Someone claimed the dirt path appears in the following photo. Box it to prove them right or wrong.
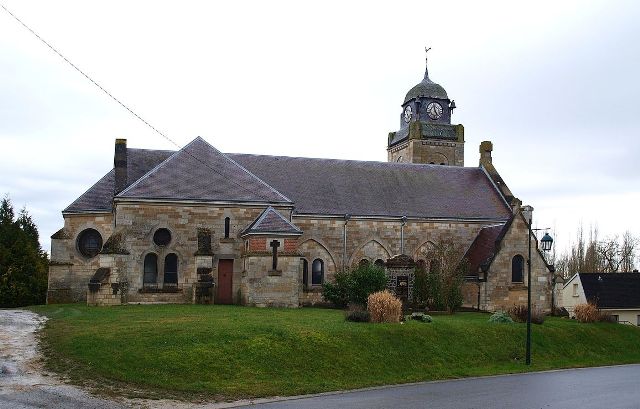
[0,309,129,408]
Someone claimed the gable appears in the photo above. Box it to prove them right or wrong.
[241,207,302,237]
[117,137,291,205]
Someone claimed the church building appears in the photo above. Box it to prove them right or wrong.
[47,56,554,311]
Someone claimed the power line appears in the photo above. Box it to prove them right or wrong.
[0,3,283,202]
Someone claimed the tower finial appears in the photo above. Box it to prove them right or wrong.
[424,47,432,79]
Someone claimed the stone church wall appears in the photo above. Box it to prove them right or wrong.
[293,215,494,305]
[481,215,552,312]
[113,202,288,304]
[48,213,114,303]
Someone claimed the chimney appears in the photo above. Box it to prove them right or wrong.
[479,140,493,166]
[521,205,534,225]
[114,138,127,195]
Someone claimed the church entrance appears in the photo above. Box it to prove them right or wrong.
[216,259,233,304]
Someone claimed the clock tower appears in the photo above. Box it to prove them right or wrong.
[387,51,464,166]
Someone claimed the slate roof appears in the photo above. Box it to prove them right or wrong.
[579,273,640,309]
[64,148,173,213]
[464,223,508,274]
[117,137,291,204]
[229,153,512,219]
[64,137,513,221]
[241,206,302,237]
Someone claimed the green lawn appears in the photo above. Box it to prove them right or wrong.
[29,304,640,400]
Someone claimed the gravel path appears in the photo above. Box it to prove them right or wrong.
[0,309,127,409]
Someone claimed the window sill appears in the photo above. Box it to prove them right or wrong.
[219,238,235,243]
[139,287,183,294]
[268,270,282,276]
[303,286,323,293]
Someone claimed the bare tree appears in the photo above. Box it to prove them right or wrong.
[620,231,637,272]
[417,238,468,313]
[597,236,621,273]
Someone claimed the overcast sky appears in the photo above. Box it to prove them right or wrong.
[1,0,639,260]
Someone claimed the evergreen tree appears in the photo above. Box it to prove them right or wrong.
[0,196,49,307]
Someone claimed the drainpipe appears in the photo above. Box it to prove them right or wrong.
[400,216,407,255]
[343,214,351,271]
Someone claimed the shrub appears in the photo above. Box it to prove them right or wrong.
[322,264,387,307]
[507,305,546,324]
[554,307,570,318]
[598,311,617,323]
[322,271,351,308]
[489,311,514,324]
[367,291,402,323]
[345,309,371,322]
[574,303,600,323]
[405,312,433,323]
[507,305,527,323]
[345,304,370,322]
[349,264,388,305]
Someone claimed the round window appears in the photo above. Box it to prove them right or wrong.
[77,228,103,258]
[153,228,172,246]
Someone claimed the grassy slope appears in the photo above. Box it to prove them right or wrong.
[29,304,640,400]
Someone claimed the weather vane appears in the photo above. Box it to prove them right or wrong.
[425,46,431,63]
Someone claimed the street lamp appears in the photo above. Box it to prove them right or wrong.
[526,219,553,366]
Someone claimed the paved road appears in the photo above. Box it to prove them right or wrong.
[236,364,640,409]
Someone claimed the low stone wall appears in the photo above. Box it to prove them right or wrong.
[87,286,121,306]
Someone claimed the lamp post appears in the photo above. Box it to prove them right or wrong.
[526,218,553,366]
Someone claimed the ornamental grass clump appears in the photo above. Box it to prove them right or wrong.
[367,290,402,323]
[574,303,600,323]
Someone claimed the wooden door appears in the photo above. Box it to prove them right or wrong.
[216,259,233,304]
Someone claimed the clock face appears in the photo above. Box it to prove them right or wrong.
[403,105,413,123]
[427,102,443,120]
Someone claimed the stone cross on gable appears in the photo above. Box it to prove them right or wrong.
[270,239,280,271]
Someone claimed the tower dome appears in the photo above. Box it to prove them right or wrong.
[403,64,448,103]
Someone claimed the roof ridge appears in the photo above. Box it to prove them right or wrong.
[228,152,476,170]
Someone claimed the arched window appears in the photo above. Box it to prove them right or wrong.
[358,259,370,268]
[512,255,524,283]
[164,253,178,287]
[224,217,230,239]
[374,259,386,268]
[143,253,158,286]
[301,259,309,288]
[312,258,324,285]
